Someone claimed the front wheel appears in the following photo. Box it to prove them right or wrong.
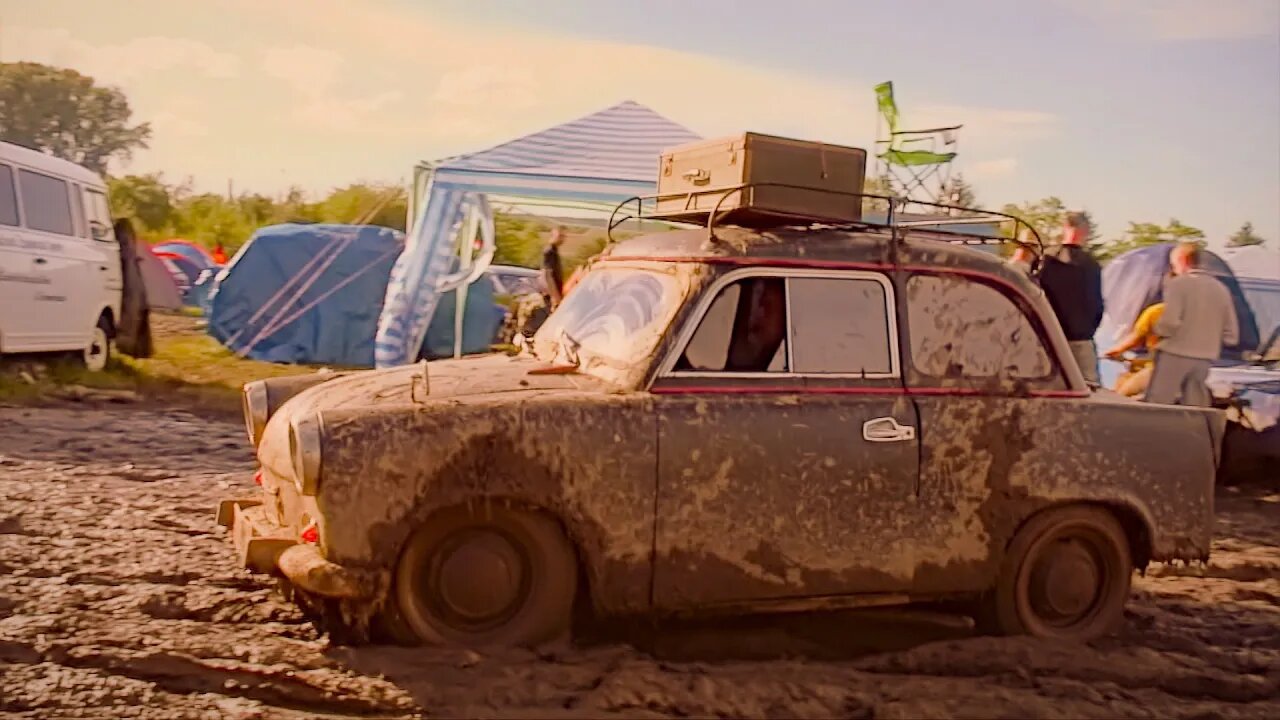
[82,316,113,372]
[984,506,1132,641]
[393,504,577,649]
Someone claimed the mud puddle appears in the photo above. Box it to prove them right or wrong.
[1,406,1276,718]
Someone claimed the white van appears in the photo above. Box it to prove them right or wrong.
[0,141,123,370]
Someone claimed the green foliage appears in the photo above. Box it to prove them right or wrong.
[494,215,549,268]
[106,175,407,252]
[1094,218,1204,263]
[999,197,1099,247]
[0,62,151,173]
[108,173,177,230]
[566,235,607,272]
[941,173,978,208]
[1228,221,1265,247]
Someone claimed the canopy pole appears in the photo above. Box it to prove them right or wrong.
[454,203,480,359]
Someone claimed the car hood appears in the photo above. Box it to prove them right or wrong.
[256,353,617,473]
[1207,363,1280,430]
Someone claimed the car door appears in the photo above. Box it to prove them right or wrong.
[0,162,38,350]
[650,267,921,610]
[899,270,1074,592]
[14,166,98,349]
[83,185,123,305]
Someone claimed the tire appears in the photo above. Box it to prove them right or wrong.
[83,315,113,372]
[985,505,1132,642]
[393,504,577,649]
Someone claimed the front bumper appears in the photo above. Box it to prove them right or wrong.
[215,497,376,599]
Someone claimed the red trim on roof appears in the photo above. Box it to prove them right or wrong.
[650,385,1088,399]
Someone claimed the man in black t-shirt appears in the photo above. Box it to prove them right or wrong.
[1038,212,1104,384]
[542,226,566,310]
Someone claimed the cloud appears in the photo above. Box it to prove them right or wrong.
[230,0,1060,156]
[295,90,406,132]
[2,26,240,83]
[1059,0,1280,41]
[968,157,1019,180]
[3,3,1064,196]
[261,45,343,95]
[431,65,540,111]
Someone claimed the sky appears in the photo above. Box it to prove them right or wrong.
[2,0,1278,248]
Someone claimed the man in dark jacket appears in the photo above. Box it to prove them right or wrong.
[542,226,567,310]
[1039,212,1104,384]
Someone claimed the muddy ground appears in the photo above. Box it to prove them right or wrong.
[0,405,1276,719]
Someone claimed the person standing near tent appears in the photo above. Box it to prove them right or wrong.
[1144,242,1239,406]
[542,226,567,310]
[1038,212,1104,384]
[212,242,228,265]
[1103,300,1165,397]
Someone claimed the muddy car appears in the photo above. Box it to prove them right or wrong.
[217,223,1224,648]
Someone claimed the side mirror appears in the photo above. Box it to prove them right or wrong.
[89,220,111,242]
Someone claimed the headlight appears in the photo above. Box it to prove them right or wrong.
[289,412,324,496]
[243,381,269,446]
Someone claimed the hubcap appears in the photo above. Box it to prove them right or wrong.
[1029,538,1101,621]
[432,529,526,626]
[85,329,108,371]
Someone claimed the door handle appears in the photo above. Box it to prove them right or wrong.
[33,258,47,265]
[862,417,916,443]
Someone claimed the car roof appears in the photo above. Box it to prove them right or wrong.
[0,141,106,188]
[606,226,1036,293]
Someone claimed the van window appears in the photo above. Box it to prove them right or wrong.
[18,169,74,236]
[84,188,114,242]
[69,183,87,238]
[0,165,18,226]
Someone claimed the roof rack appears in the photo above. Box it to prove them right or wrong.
[607,182,1046,262]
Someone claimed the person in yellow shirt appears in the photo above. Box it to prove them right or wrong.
[1103,302,1165,397]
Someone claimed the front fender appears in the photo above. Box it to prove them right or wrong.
[313,392,658,616]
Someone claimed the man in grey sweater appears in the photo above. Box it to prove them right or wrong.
[1145,242,1239,406]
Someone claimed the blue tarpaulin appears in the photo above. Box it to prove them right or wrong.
[207,223,504,367]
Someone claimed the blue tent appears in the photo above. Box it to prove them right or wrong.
[207,223,503,367]
[1095,243,1260,388]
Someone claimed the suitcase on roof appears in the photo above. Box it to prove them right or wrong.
[653,132,867,226]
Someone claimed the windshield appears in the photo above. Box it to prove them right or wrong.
[532,264,687,385]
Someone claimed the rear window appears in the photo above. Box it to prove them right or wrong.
[907,274,1052,379]
[0,165,17,226]
[18,169,74,236]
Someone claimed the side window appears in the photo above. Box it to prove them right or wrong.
[17,169,74,236]
[69,183,87,238]
[907,274,1052,379]
[84,189,114,243]
[790,277,893,374]
[678,277,788,372]
[673,272,896,376]
[0,165,18,226]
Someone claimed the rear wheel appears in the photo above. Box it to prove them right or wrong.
[83,315,113,372]
[985,506,1132,641]
[393,504,577,648]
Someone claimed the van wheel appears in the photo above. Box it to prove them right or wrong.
[83,316,113,372]
[393,504,577,649]
[985,506,1132,642]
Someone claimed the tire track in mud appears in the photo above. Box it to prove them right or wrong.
[1,406,1278,719]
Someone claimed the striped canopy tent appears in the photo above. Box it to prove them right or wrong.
[375,101,700,368]
[410,100,701,217]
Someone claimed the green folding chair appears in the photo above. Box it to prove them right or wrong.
[874,81,961,203]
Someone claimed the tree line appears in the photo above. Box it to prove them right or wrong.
[1,60,1268,265]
